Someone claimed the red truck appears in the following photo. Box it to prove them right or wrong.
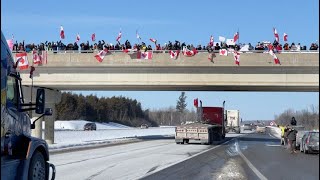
[175,101,226,145]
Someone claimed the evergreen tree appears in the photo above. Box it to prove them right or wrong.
[176,92,187,113]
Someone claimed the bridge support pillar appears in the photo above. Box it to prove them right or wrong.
[22,86,61,144]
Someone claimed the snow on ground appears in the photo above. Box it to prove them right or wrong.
[47,120,175,151]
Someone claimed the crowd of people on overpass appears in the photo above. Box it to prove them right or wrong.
[11,39,319,53]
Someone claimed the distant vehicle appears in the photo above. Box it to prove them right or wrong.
[256,126,266,133]
[84,123,97,131]
[175,100,226,145]
[242,124,252,131]
[225,110,240,134]
[300,131,319,154]
[140,124,149,129]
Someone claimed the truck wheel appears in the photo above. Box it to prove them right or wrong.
[28,151,46,180]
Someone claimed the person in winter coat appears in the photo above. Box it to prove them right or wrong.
[287,126,298,153]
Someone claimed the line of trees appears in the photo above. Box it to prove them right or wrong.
[274,105,319,130]
[55,92,197,127]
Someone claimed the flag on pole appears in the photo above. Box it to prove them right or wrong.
[209,35,214,46]
[29,66,35,79]
[91,33,96,41]
[149,38,157,43]
[194,98,198,108]
[169,50,180,59]
[15,52,29,70]
[60,26,65,39]
[116,30,122,42]
[233,32,239,42]
[75,33,80,43]
[136,30,141,40]
[268,46,281,65]
[283,33,288,41]
[6,39,13,51]
[233,51,240,65]
[94,49,109,62]
[273,27,279,42]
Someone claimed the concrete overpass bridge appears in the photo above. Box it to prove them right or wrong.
[15,50,318,144]
[18,50,319,92]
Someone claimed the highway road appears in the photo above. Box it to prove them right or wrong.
[49,130,319,180]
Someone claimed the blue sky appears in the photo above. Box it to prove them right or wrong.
[2,0,319,120]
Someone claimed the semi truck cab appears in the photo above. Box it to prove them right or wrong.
[1,31,56,180]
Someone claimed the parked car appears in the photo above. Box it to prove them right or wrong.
[300,131,319,154]
[242,124,252,131]
[256,126,266,133]
[296,130,309,149]
[140,124,149,129]
[84,122,97,131]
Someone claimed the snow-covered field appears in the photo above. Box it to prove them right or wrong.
[45,120,175,151]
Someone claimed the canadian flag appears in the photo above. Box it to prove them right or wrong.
[194,98,198,108]
[91,33,96,41]
[268,49,281,65]
[233,32,239,42]
[169,50,180,59]
[76,33,80,43]
[116,30,122,42]
[123,48,137,54]
[32,50,42,64]
[273,28,279,42]
[219,49,228,56]
[60,26,65,39]
[16,52,29,70]
[6,39,13,51]
[94,49,109,62]
[273,53,281,65]
[283,33,288,41]
[209,35,214,46]
[137,51,153,59]
[149,38,157,43]
[233,51,240,65]
[182,47,198,57]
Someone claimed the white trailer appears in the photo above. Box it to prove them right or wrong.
[225,110,240,133]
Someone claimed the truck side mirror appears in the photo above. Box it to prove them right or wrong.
[35,89,45,114]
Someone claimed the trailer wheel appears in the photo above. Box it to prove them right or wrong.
[28,151,46,180]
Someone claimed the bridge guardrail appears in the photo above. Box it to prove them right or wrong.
[11,49,320,54]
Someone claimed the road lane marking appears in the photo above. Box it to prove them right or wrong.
[265,144,281,147]
[236,140,268,180]
[139,138,235,179]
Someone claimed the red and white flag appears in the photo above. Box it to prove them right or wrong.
[75,33,80,43]
[209,35,214,46]
[137,51,153,59]
[273,53,281,64]
[91,33,96,41]
[219,49,228,56]
[32,50,42,64]
[149,38,157,43]
[273,28,279,42]
[94,49,109,62]
[6,39,13,51]
[60,26,65,39]
[233,32,239,42]
[233,51,240,65]
[169,50,180,59]
[283,33,288,41]
[116,30,122,42]
[194,98,198,108]
[123,48,137,54]
[182,47,198,57]
[15,52,29,70]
